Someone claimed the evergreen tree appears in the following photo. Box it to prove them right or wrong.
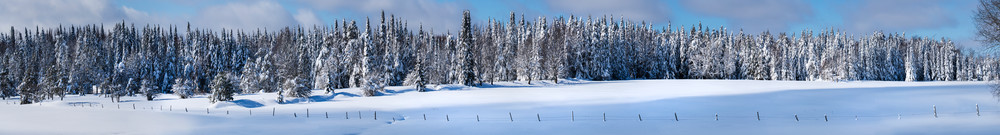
[209,72,235,103]
[460,10,478,86]
[140,79,158,101]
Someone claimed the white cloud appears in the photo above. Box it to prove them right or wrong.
[192,1,300,31]
[293,9,322,27]
[679,0,813,32]
[0,0,128,29]
[843,0,956,32]
[545,0,671,23]
[296,0,465,32]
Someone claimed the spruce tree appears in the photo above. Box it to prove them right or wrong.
[460,10,477,86]
[209,72,235,103]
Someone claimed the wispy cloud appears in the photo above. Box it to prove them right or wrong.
[295,0,466,32]
[0,0,129,29]
[192,1,298,31]
[545,0,671,23]
[293,9,322,27]
[842,0,957,32]
[678,0,813,32]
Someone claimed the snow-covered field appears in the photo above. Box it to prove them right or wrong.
[2,79,999,135]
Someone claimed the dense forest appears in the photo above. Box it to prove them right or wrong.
[1,10,997,104]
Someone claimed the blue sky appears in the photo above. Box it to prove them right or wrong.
[0,0,983,48]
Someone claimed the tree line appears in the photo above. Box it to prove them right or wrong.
[1,10,996,104]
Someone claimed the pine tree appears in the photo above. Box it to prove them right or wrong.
[460,10,478,86]
[209,72,235,103]
[171,78,194,99]
[140,79,158,101]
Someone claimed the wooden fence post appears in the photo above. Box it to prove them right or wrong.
[374,111,377,120]
[446,115,450,121]
[477,115,480,122]
[509,112,514,122]
[572,111,575,122]
[603,113,606,122]
[977,104,981,116]
[307,109,310,118]
[272,108,275,116]
[537,113,541,122]
[824,114,828,122]
[326,112,329,118]
[674,113,679,121]
[756,112,760,121]
[423,114,426,120]
[933,105,937,118]
[133,104,135,110]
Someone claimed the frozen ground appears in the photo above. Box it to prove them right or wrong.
[1,79,999,135]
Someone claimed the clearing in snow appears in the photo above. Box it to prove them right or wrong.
[1,79,998,135]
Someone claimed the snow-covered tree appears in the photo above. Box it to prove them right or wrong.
[209,72,235,103]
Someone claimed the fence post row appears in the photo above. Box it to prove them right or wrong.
[22,104,987,122]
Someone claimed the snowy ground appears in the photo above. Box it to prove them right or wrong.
[1,79,999,135]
